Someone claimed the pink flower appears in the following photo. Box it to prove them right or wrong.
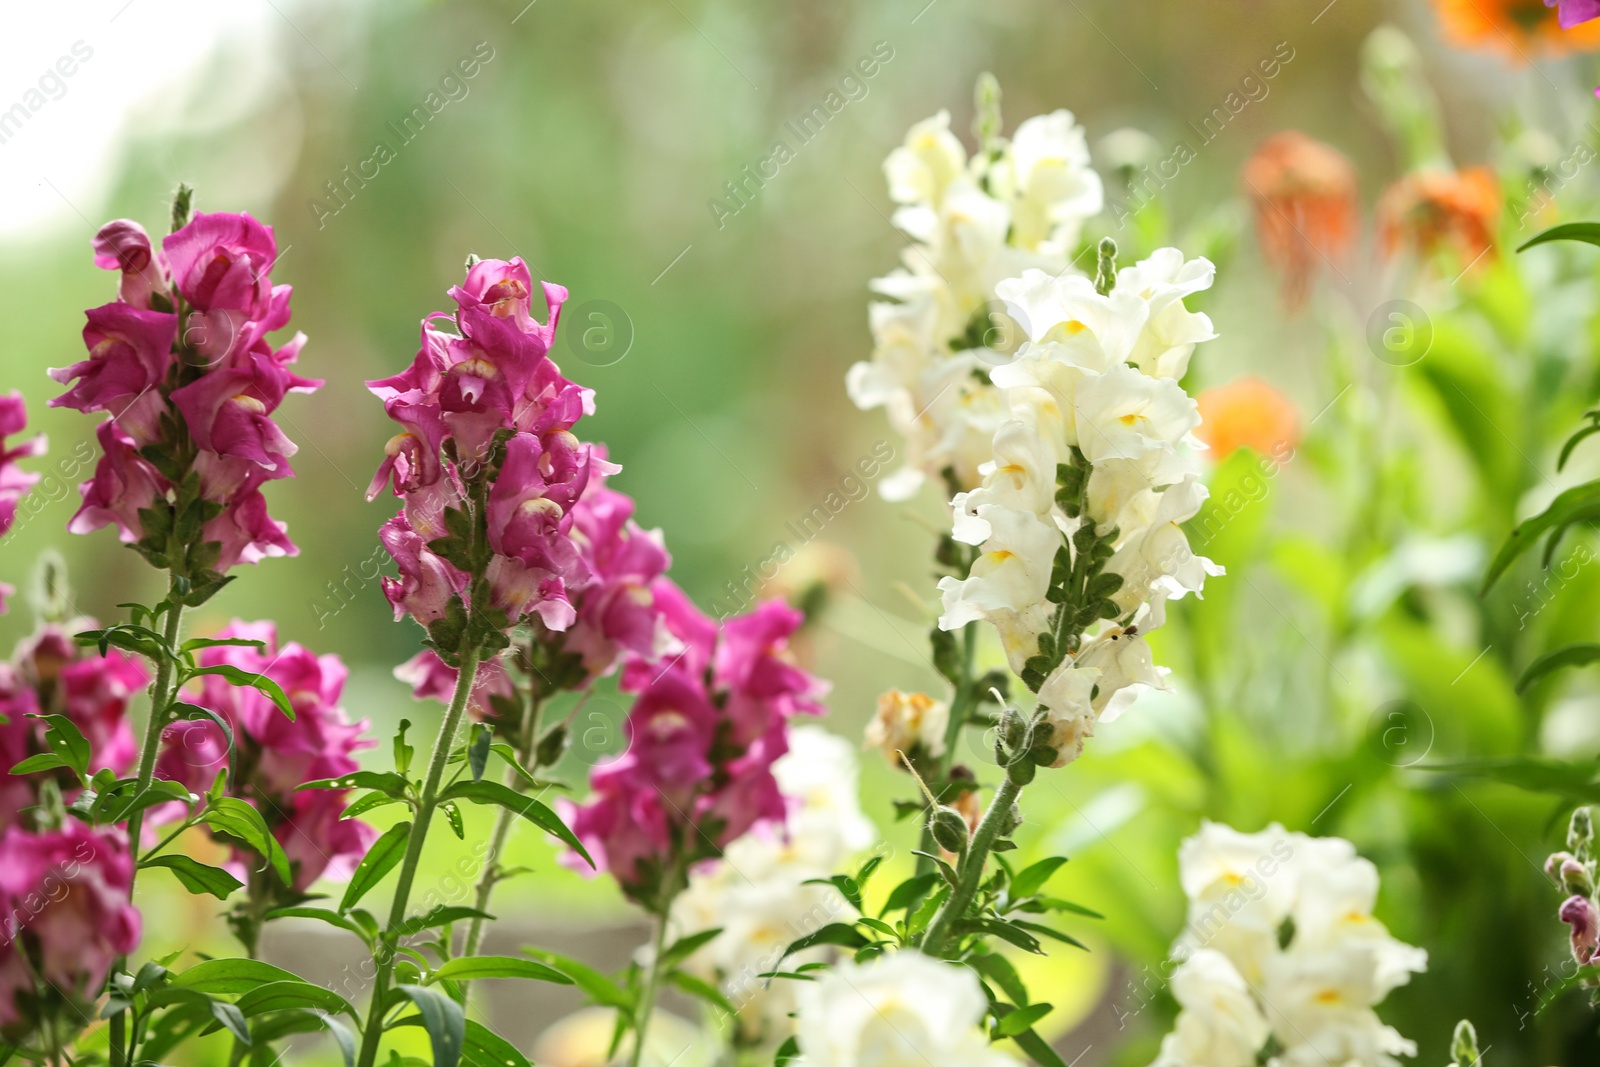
[162,211,279,319]
[0,823,140,1034]
[1548,0,1600,28]
[624,579,718,688]
[449,259,564,346]
[91,219,169,308]
[714,600,828,743]
[380,514,467,624]
[68,422,167,543]
[0,393,44,539]
[1561,894,1600,964]
[395,649,515,718]
[366,394,447,501]
[485,554,576,630]
[170,363,298,474]
[202,478,297,570]
[50,304,177,426]
[566,481,673,676]
[486,432,588,574]
[154,621,375,890]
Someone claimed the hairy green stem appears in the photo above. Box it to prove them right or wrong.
[459,688,544,989]
[126,594,186,877]
[355,645,483,1067]
[916,624,979,878]
[921,775,1023,957]
[628,910,672,1067]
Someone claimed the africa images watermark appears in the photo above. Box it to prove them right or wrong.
[708,440,895,619]
[707,41,896,230]
[1109,40,1296,228]
[0,40,95,148]
[309,41,497,229]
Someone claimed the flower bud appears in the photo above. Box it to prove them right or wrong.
[1571,807,1594,853]
[929,806,970,854]
[1559,894,1599,965]
[1449,1019,1479,1067]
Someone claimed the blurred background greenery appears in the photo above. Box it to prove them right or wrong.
[8,0,1600,1063]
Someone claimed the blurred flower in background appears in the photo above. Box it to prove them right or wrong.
[1433,0,1600,57]
[1377,167,1500,266]
[1195,377,1300,463]
[1241,132,1358,310]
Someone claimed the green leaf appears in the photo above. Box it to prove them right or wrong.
[461,1020,533,1067]
[321,1014,358,1067]
[31,714,91,782]
[437,779,592,867]
[1009,919,1087,950]
[341,821,411,912]
[1482,481,1600,594]
[1010,1021,1070,1067]
[199,796,292,885]
[394,719,415,776]
[301,770,411,797]
[968,952,1028,1006]
[235,980,357,1018]
[880,872,940,916]
[957,918,1043,954]
[521,948,632,1009]
[9,753,68,776]
[774,1035,802,1066]
[780,923,870,961]
[993,1000,1052,1038]
[181,637,267,654]
[668,970,738,1015]
[209,999,251,1046]
[1009,856,1068,899]
[802,874,862,914]
[468,723,492,782]
[173,958,305,995]
[1419,756,1600,802]
[393,984,465,1067]
[1517,221,1600,253]
[264,906,373,943]
[394,906,495,938]
[187,663,295,720]
[1032,896,1104,919]
[142,855,243,900]
[1517,644,1600,693]
[658,929,723,971]
[429,956,574,985]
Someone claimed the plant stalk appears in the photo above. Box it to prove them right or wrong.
[354,644,483,1067]
[628,909,673,1067]
[920,774,1024,957]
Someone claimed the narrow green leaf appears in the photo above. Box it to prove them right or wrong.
[668,970,738,1015]
[264,907,372,943]
[173,958,304,995]
[780,922,869,961]
[968,952,1028,1007]
[142,855,244,900]
[1010,856,1068,899]
[1482,481,1600,594]
[880,872,940,916]
[1517,644,1600,693]
[659,928,723,971]
[521,948,632,1009]
[393,984,465,1067]
[300,770,411,797]
[199,796,292,885]
[775,1035,802,1066]
[429,956,574,985]
[209,1000,251,1046]
[1517,221,1600,253]
[468,723,492,782]
[394,906,495,938]
[235,980,357,1018]
[994,1001,1053,1038]
[437,779,592,867]
[341,821,411,912]
[440,800,465,840]
[9,753,69,776]
[32,714,91,781]
[187,664,296,721]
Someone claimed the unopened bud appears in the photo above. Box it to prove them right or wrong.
[1449,1018,1480,1066]
[535,723,569,768]
[929,806,970,854]
[1571,807,1594,853]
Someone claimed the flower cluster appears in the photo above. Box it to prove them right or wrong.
[565,593,828,911]
[1152,822,1426,1067]
[936,251,1222,765]
[0,393,45,612]
[53,210,318,598]
[791,951,1020,1067]
[0,821,140,1040]
[368,257,608,655]
[1545,807,1600,972]
[846,99,1104,500]
[0,621,147,825]
[154,621,375,893]
[669,726,876,1046]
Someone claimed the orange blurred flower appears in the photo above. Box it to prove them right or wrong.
[1433,0,1600,58]
[1377,167,1500,266]
[1242,132,1359,310]
[1196,377,1301,462]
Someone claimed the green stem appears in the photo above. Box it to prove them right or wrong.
[920,774,1024,957]
[628,910,672,1067]
[126,593,186,877]
[459,688,543,983]
[354,645,483,1067]
[916,624,978,878]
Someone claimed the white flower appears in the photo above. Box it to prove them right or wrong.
[884,110,969,207]
[1074,627,1169,721]
[1154,949,1270,1067]
[1071,365,1199,475]
[997,269,1148,368]
[938,505,1061,628]
[1112,249,1217,380]
[865,690,950,765]
[1152,823,1426,1067]
[1105,476,1223,618]
[1004,110,1105,251]
[1036,664,1100,766]
[793,952,1020,1067]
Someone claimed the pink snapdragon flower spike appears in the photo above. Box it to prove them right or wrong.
[565,589,823,911]
[367,258,598,660]
[1548,0,1600,28]
[1561,893,1600,964]
[58,205,316,604]
[154,621,375,892]
[0,822,140,1039]
[565,466,675,676]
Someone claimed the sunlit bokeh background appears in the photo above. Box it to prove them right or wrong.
[6,0,1600,1063]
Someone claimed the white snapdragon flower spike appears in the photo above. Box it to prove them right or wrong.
[847,106,1104,500]
[936,254,1221,764]
[669,728,876,1047]
[792,952,1021,1067]
[1152,822,1426,1067]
